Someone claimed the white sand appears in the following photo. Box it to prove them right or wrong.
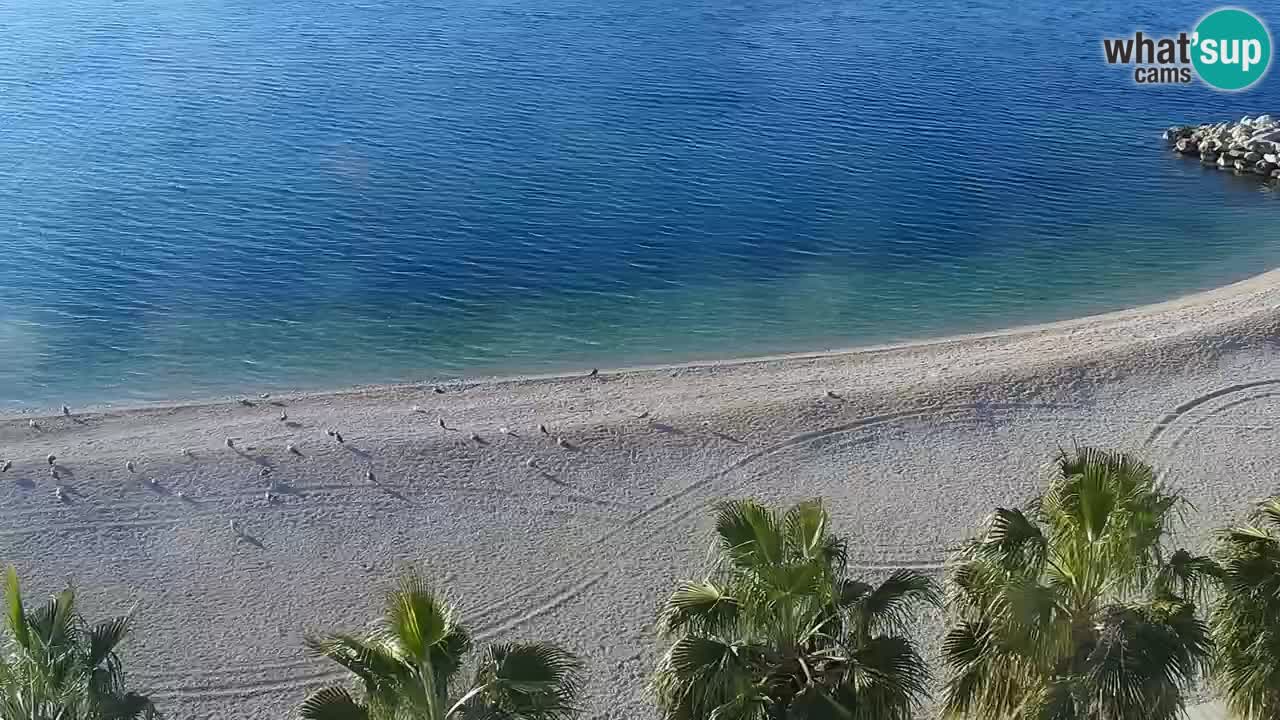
[4,269,1280,719]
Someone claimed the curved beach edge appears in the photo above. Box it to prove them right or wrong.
[10,265,1280,420]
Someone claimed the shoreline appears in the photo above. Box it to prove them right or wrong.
[8,264,1280,420]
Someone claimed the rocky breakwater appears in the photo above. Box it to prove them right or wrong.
[1164,115,1280,181]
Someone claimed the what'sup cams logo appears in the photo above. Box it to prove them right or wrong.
[1103,7,1271,91]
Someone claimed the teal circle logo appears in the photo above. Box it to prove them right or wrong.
[1193,8,1272,91]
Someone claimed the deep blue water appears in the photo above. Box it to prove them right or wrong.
[1,0,1279,408]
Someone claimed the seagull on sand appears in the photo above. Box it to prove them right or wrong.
[325,428,335,437]
[225,438,235,449]
[28,419,37,429]
[588,368,599,378]
[365,468,376,484]
[539,424,549,436]
[182,448,194,458]
[470,432,482,443]
[0,460,10,473]
[46,454,56,465]
[62,405,71,417]
[825,390,841,400]
[287,443,301,456]
[238,399,254,407]
[54,486,65,502]
[126,460,136,473]
[438,417,448,430]
[279,410,288,422]
[48,466,58,478]
[556,436,570,449]
[432,386,445,394]
[525,457,537,468]
[334,432,344,444]
[229,520,241,534]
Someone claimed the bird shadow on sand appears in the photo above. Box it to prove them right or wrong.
[144,480,170,495]
[269,401,287,408]
[15,477,34,490]
[234,448,274,468]
[343,445,372,460]
[650,423,686,436]
[236,532,264,549]
[378,485,411,503]
[51,466,76,482]
[539,470,571,488]
[708,430,746,445]
[284,421,304,429]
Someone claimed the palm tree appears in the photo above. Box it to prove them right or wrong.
[1211,496,1280,720]
[652,498,939,720]
[300,572,582,720]
[941,446,1217,720]
[0,566,159,720]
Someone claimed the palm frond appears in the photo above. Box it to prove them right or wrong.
[300,686,370,720]
[305,633,407,695]
[713,500,784,569]
[385,574,454,666]
[461,642,582,720]
[847,570,939,639]
[4,567,31,651]
[87,616,133,669]
[660,581,739,637]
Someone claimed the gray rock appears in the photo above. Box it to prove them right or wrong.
[1176,138,1199,154]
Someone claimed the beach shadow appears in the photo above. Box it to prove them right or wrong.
[15,477,34,490]
[284,421,304,429]
[379,485,410,503]
[71,417,90,426]
[269,400,287,408]
[471,435,490,446]
[144,479,169,495]
[539,470,570,488]
[343,445,372,460]
[287,447,305,459]
[236,532,264,549]
[51,466,76,481]
[556,439,579,451]
[708,430,746,445]
[237,400,257,408]
[234,449,273,468]
[651,423,686,436]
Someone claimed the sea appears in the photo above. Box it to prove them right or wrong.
[1,0,1279,408]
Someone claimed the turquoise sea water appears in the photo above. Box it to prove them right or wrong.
[1,0,1278,408]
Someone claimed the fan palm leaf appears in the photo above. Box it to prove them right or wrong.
[302,572,581,720]
[942,447,1212,720]
[654,499,937,720]
[1211,496,1280,720]
[0,567,157,720]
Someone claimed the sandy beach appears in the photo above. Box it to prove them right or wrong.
[3,269,1280,719]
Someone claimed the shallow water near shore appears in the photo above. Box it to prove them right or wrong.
[1,0,1279,408]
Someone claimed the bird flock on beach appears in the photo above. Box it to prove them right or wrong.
[1,367,854,544]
